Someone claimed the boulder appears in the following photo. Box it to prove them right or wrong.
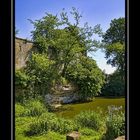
[66,131,80,140]
[114,136,125,140]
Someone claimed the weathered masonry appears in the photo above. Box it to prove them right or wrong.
[15,37,80,104]
[15,37,36,69]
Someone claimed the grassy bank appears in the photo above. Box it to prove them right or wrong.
[16,98,125,140]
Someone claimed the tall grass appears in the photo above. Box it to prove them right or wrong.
[25,112,78,135]
[102,106,125,140]
[74,110,103,131]
[15,99,125,140]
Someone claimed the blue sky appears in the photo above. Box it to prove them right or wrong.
[16,0,125,74]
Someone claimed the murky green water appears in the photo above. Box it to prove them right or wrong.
[55,97,125,119]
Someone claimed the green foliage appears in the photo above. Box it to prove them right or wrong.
[16,116,36,140]
[75,111,103,131]
[102,71,125,96]
[15,99,125,140]
[15,70,30,88]
[26,112,78,136]
[24,8,104,99]
[105,43,125,71]
[25,53,55,94]
[102,17,125,80]
[24,100,47,116]
[15,70,32,102]
[103,111,125,140]
[15,104,28,117]
[30,7,100,55]
[102,17,125,44]
[39,131,65,140]
[66,56,105,99]
[60,77,68,85]
[15,53,58,100]
[79,128,100,136]
[101,18,125,97]
[15,99,47,117]
[79,128,102,140]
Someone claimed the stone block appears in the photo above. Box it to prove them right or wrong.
[66,131,80,140]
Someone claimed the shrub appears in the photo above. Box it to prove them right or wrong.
[104,111,125,140]
[15,70,31,103]
[55,118,78,134]
[74,111,103,131]
[101,71,125,96]
[24,100,47,116]
[25,112,78,136]
[15,104,27,117]
[66,56,105,100]
[15,70,29,88]
[25,119,47,136]
[40,113,78,134]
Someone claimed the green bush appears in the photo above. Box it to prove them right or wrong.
[40,112,78,134]
[101,71,125,96]
[15,70,31,103]
[24,100,47,117]
[104,111,125,140]
[66,56,105,100]
[25,119,47,136]
[75,111,102,131]
[15,104,28,117]
[15,70,30,88]
[25,112,78,136]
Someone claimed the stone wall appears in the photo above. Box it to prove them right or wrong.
[15,37,36,69]
[15,37,80,104]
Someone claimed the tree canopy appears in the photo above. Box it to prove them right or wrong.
[19,8,105,99]
[101,17,125,96]
[102,17,125,44]
[102,17,125,78]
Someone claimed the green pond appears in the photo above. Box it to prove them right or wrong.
[54,97,125,119]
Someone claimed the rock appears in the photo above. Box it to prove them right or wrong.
[66,131,80,140]
[45,92,80,105]
[114,136,125,140]
[52,104,62,108]
[45,94,53,104]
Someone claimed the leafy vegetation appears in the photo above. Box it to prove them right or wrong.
[15,8,105,101]
[15,70,31,102]
[75,111,103,131]
[66,56,105,99]
[26,113,77,135]
[101,72,125,96]
[15,8,125,140]
[103,111,125,140]
[15,99,125,140]
[101,17,125,96]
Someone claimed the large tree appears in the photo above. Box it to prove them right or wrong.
[102,17,125,78]
[24,8,105,98]
[101,17,125,96]
[102,17,125,44]
[29,8,102,77]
